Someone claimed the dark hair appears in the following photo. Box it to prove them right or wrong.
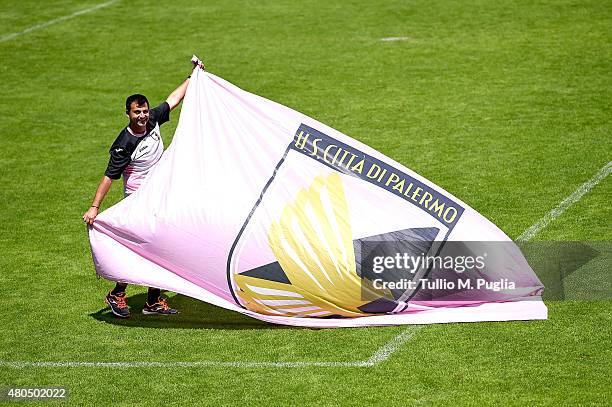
[125,94,149,112]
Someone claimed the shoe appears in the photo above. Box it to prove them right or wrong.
[142,297,179,315]
[105,291,130,318]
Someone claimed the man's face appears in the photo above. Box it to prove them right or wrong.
[127,102,149,131]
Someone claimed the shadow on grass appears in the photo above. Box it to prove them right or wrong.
[90,292,287,330]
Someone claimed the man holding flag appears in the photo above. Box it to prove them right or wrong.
[83,58,205,318]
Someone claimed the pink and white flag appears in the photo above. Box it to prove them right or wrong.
[89,65,547,327]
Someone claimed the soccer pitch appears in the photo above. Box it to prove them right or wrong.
[0,0,610,405]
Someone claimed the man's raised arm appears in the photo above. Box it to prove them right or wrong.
[166,79,189,111]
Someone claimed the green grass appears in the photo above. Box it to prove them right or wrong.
[0,0,610,405]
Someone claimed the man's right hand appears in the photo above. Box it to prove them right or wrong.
[83,207,99,225]
[84,176,113,226]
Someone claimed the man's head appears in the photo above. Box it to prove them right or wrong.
[125,94,150,133]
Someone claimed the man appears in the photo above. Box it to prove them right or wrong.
[83,61,204,318]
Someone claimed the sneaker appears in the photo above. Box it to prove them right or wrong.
[142,297,179,315]
[105,291,130,318]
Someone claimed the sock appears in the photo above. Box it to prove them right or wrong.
[147,288,161,304]
[111,282,128,295]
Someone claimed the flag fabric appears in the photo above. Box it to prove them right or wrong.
[89,66,547,327]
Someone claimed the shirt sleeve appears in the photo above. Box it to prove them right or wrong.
[104,146,132,179]
[149,102,170,126]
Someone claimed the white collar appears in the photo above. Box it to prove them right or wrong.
[126,126,146,137]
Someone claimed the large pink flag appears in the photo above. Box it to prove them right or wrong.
[89,65,547,327]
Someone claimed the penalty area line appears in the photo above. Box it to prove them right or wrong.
[0,0,119,43]
[363,326,421,366]
[0,328,421,369]
[0,360,370,368]
[517,161,611,242]
[1,162,608,369]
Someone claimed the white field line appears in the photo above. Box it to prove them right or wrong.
[380,37,410,42]
[0,0,118,43]
[0,326,421,369]
[0,361,369,368]
[2,162,608,369]
[517,161,611,241]
[363,326,421,365]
